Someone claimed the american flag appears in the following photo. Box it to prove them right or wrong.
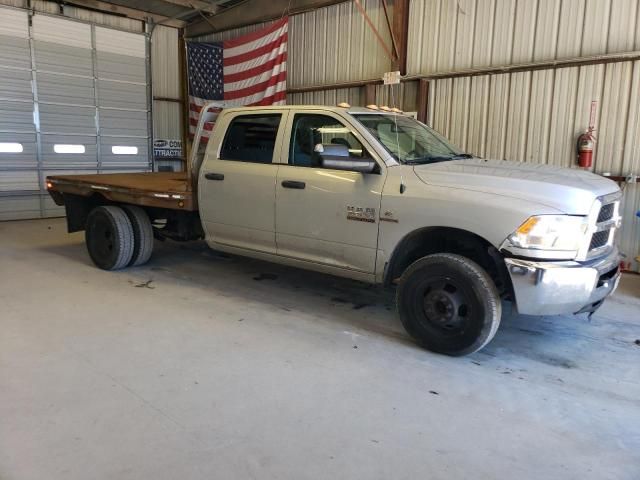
[187,16,288,140]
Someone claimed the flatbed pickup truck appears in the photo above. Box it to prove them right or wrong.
[47,103,622,356]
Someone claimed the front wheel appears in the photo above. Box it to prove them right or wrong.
[397,253,501,356]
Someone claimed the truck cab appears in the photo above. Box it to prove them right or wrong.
[47,103,622,356]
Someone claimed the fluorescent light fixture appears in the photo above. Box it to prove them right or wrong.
[112,146,138,155]
[54,144,85,154]
[0,142,23,153]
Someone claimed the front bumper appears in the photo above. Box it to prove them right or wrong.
[504,248,621,316]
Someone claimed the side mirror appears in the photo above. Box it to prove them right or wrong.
[321,156,376,173]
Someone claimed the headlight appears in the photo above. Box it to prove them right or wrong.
[505,215,589,259]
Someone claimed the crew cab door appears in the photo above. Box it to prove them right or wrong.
[199,111,286,254]
[275,111,386,273]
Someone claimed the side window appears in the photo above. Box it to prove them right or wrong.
[289,114,371,168]
[220,114,282,163]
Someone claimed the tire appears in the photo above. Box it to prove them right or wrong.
[85,206,135,270]
[122,205,154,266]
[396,253,501,356]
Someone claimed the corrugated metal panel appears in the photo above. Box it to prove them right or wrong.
[0,194,41,221]
[37,72,95,105]
[198,1,392,89]
[39,104,96,135]
[0,99,35,133]
[0,170,39,191]
[287,87,363,107]
[504,71,531,161]
[485,74,510,159]
[511,0,536,64]
[31,0,58,14]
[96,51,146,83]
[152,100,181,139]
[408,0,640,76]
[151,25,182,152]
[0,132,36,168]
[98,80,146,110]
[62,5,143,32]
[151,26,180,99]
[0,67,32,101]
[289,0,392,88]
[374,81,419,112]
[34,41,93,77]
[0,0,27,10]
[99,137,149,169]
[41,135,97,168]
[99,109,147,137]
[428,63,640,170]
[0,7,30,73]
[556,0,585,58]
[0,5,35,212]
[95,27,145,57]
[491,0,515,65]
[196,21,270,42]
[32,14,91,48]
[0,6,28,37]
[547,67,579,167]
[619,184,640,271]
[596,61,633,175]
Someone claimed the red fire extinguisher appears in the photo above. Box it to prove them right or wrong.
[576,128,595,169]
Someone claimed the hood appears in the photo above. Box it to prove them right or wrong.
[413,159,620,215]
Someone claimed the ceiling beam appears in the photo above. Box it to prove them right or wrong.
[186,0,346,37]
[63,0,187,27]
[159,0,221,14]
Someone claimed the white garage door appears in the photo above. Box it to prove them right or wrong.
[0,6,151,220]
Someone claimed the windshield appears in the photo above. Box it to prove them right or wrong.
[352,114,470,164]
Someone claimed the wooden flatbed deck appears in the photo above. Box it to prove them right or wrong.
[47,172,197,211]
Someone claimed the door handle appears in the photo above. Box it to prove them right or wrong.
[204,172,224,181]
[281,180,306,189]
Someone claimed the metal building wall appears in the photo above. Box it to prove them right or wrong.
[151,25,183,171]
[408,0,640,271]
[407,0,640,75]
[197,0,394,104]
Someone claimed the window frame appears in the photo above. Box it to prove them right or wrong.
[53,144,85,154]
[218,112,284,165]
[282,111,383,173]
[0,142,24,153]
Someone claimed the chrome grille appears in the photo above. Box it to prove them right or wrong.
[585,197,620,258]
[589,229,610,250]
[597,203,614,222]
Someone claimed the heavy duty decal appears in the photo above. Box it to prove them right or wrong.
[379,210,399,223]
[347,206,376,223]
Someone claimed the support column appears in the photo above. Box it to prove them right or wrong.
[417,78,429,124]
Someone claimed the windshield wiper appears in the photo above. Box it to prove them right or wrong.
[404,153,473,165]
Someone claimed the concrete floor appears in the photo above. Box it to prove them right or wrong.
[1,218,639,480]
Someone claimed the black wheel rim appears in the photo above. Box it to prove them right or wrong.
[91,218,115,261]
[420,277,472,335]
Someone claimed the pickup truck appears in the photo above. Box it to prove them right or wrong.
[47,102,622,356]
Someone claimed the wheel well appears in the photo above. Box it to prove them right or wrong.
[384,227,512,298]
[62,193,203,241]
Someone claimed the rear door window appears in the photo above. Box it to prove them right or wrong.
[220,114,282,164]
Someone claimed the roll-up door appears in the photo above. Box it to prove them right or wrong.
[0,6,151,221]
[0,7,38,220]
[95,27,150,171]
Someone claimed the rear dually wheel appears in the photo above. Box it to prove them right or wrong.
[85,206,135,270]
